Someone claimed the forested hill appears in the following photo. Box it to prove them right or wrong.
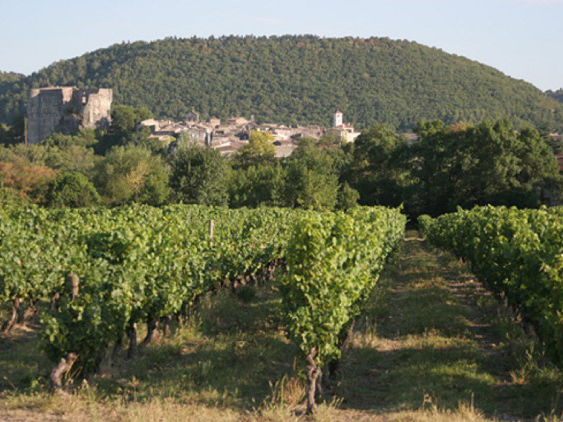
[0,71,24,87]
[1,36,562,130]
[547,89,563,104]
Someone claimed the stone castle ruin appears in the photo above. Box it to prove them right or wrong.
[27,87,112,144]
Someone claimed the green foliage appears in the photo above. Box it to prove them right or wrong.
[169,144,230,205]
[546,89,563,104]
[410,120,562,215]
[95,105,154,153]
[1,130,98,176]
[229,162,286,208]
[343,124,409,207]
[420,206,563,365]
[336,182,359,210]
[0,37,561,130]
[111,105,153,133]
[0,203,403,387]
[0,186,29,207]
[0,123,16,146]
[93,145,170,206]
[285,139,340,210]
[43,172,101,208]
[282,207,405,366]
[342,120,562,217]
[42,129,98,148]
[0,71,23,84]
[234,130,276,168]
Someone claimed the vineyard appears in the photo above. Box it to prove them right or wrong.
[4,204,563,420]
[420,206,563,365]
[0,204,405,414]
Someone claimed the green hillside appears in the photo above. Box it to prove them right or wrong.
[547,89,563,104]
[0,71,23,95]
[0,71,23,83]
[1,36,562,130]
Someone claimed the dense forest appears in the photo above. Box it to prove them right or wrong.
[547,89,563,104]
[0,36,562,130]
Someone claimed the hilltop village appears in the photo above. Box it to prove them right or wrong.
[140,110,361,157]
[25,86,362,157]
[22,86,563,165]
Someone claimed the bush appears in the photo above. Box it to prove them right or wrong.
[169,144,230,205]
[43,172,100,208]
[94,146,170,206]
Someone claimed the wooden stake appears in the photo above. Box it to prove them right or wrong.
[209,219,215,247]
[67,273,79,299]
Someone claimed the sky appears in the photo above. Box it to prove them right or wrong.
[0,0,561,91]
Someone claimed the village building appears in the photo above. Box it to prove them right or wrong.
[140,110,361,157]
[329,110,361,143]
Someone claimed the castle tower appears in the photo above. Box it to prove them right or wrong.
[26,87,112,144]
[333,110,343,128]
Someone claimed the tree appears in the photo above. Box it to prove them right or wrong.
[169,144,230,205]
[0,186,29,207]
[285,139,339,210]
[110,105,153,133]
[93,146,170,206]
[234,130,276,168]
[342,125,409,207]
[97,105,154,154]
[0,123,15,146]
[229,162,286,207]
[0,156,57,202]
[43,172,101,208]
[336,182,359,210]
[2,36,561,132]
[411,120,563,215]
[42,129,98,148]
[0,132,98,179]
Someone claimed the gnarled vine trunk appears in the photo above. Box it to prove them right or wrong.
[141,317,157,347]
[127,323,137,359]
[18,300,37,325]
[306,347,322,414]
[1,298,21,332]
[161,316,172,336]
[50,352,78,391]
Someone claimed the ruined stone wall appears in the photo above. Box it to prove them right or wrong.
[27,87,75,144]
[80,89,113,130]
[27,87,112,144]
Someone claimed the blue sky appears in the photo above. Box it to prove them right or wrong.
[1,0,562,90]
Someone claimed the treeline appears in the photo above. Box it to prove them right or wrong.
[547,89,563,104]
[0,105,561,217]
[1,36,562,130]
[346,120,563,216]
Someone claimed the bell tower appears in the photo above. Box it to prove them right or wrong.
[333,110,343,128]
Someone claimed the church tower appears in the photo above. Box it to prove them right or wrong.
[333,110,343,128]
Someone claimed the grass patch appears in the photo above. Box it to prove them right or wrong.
[338,234,563,420]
